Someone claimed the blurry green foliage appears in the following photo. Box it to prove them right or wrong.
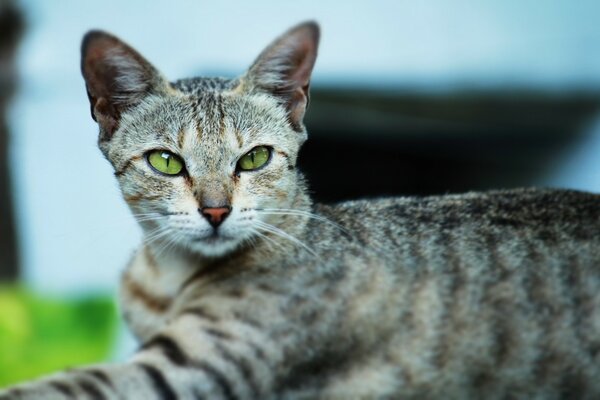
[0,286,118,388]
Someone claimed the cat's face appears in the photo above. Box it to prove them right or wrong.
[108,89,306,256]
[81,23,319,257]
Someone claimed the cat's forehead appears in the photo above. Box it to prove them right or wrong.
[171,77,291,131]
[115,80,299,159]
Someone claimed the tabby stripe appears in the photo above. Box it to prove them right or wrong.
[124,273,170,312]
[234,129,243,148]
[233,312,262,329]
[138,363,178,400]
[433,231,463,369]
[124,193,162,203]
[423,233,450,372]
[50,381,75,397]
[402,227,426,332]
[143,246,159,274]
[194,361,238,400]
[217,94,226,137]
[552,254,590,397]
[195,119,203,142]
[180,306,220,323]
[180,268,217,292]
[523,240,554,385]
[114,156,142,177]
[398,229,425,334]
[114,161,133,177]
[245,340,269,364]
[177,128,186,149]
[483,231,513,366]
[76,379,106,400]
[142,335,188,366]
[275,150,289,159]
[83,369,115,389]
[214,342,261,398]
[205,327,233,340]
[515,233,546,382]
[191,388,207,400]
[565,254,595,360]
[179,259,245,293]
[184,174,195,188]
[256,282,286,296]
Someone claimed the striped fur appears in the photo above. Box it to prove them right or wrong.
[2,22,600,399]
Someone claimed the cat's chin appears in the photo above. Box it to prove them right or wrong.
[187,235,242,258]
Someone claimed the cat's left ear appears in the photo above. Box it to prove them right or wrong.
[243,21,320,131]
[81,31,171,140]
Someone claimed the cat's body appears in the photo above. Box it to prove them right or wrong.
[119,188,600,400]
[2,22,600,400]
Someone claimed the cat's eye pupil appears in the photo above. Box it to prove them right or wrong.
[237,146,270,171]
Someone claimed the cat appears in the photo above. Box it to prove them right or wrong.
[2,20,600,400]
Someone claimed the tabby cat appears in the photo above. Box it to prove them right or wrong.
[2,21,600,400]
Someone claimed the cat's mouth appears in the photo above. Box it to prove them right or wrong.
[186,230,243,257]
[192,231,234,244]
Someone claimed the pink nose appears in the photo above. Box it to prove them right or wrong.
[200,207,231,228]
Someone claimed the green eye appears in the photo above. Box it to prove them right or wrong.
[238,146,271,171]
[147,150,184,175]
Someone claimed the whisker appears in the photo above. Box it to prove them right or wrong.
[255,208,352,237]
[249,227,287,252]
[143,226,173,247]
[134,216,169,223]
[153,231,182,260]
[254,220,320,259]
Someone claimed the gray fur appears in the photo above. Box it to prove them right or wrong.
[2,22,600,400]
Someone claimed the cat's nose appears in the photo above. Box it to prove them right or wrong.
[200,206,231,228]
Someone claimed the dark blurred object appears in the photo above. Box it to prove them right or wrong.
[302,88,600,203]
[0,0,24,281]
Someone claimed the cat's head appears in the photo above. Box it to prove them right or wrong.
[81,22,319,257]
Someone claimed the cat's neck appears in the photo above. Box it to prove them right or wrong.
[121,185,314,341]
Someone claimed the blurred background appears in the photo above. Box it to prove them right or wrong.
[1,0,600,387]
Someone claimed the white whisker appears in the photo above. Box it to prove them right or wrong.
[255,208,352,237]
[254,220,320,259]
[153,230,182,260]
[143,226,172,247]
[248,227,286,252]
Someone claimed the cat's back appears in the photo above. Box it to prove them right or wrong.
[316,187,600,260]
[306,188,600,399]
[321,187,600,238]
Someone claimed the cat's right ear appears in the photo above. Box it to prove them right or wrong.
[81,31,169,140]
[242,22,320,132]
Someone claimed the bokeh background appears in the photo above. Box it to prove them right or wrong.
[1,0,600,387]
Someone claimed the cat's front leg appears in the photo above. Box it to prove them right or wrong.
[0,353,239,400]
[0,364,159,400]
[0,303,280,399]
